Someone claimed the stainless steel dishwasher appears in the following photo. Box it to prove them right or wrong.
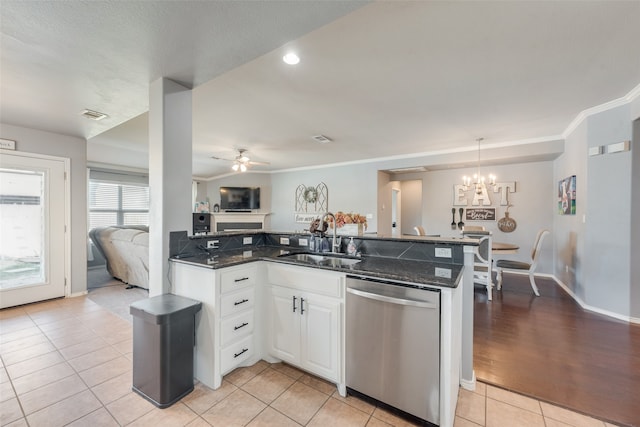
[346,276,440,425]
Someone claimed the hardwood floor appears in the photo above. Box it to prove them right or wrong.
[473,273,640,427]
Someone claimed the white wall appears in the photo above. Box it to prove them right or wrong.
[0,123,87,295]
[553,120,587,297]
[555,102,638,319]
[270,163,379,233]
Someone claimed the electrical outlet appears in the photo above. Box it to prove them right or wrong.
[243,250,252,258]
[435,267,452,279]
[207,240,219,249]
[366,213,373,219]
[435,247,452,258]
[243,237,252,245]
[298,238,308,246]
[280,237,290,245]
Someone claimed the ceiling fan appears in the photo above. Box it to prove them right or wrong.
[211,148,270,172]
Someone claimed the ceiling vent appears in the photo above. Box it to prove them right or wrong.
[80,109,108,121]
[311,135,332,144]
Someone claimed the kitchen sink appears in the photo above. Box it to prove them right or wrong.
[281,253,361,268]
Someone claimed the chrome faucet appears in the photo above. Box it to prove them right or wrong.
[322,212,341,253]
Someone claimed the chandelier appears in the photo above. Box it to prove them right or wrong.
[462,138,496,194]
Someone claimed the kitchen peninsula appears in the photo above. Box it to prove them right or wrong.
[169,231,478,427]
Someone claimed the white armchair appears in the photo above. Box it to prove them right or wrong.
[462,230,493,301]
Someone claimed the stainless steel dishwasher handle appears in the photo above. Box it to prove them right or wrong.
[347,287,438,309]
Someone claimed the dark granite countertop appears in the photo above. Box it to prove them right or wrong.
[170,246,463,289]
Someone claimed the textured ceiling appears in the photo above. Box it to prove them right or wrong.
[2,1,639,178]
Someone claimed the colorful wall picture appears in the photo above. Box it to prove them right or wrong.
[558,175,576,215]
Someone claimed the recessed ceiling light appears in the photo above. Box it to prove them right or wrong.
[282,52,300,65]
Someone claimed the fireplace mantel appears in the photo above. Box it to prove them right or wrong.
[211,212,270,232]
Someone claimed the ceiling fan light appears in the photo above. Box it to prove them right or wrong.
[232,163,239,171]
[240,164,247,172]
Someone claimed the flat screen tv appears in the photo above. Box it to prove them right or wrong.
[220,187,260,211]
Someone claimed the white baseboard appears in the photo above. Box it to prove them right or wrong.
[460,371,476,391]
[68,291,88,298]
[552,277,640,325]
[493,269,640,324]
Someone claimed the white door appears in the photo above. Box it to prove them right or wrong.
[0,152,67,308]
[300,294,340,381]
[268,286,300,364]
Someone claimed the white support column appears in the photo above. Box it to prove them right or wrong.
[148,78,192,297]
[460,245,476,390]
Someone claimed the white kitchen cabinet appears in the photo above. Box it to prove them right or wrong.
[299,292,340,381]
[266,263,344,388]
[171,261,259,389]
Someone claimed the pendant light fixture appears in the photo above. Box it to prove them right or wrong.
[462,138,496,194]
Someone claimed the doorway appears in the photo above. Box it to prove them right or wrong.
[0,151,68,308]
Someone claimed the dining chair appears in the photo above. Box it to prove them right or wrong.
[414,225,426,236]
[495,229,550,296]
[462,230,493,301]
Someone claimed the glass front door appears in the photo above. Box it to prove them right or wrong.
[0,152,66,308]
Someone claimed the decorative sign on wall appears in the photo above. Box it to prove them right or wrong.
[453,181,516,206]
[558,175,576,215]
[294,213,317,223]
[497,206,517,232]
[465,208,496,221]
[295,182,328,223]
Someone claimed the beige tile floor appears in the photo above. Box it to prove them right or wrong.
[0,287,624,427]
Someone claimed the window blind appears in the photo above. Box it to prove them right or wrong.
[88,168,149,230]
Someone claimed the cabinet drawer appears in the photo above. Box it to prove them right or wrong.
[220,287,255,317]
[221,334,253,373]
[267,263,343,298]
[220,266,256,293]
[220,310,254,346]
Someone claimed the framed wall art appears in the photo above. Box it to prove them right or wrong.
[558,175,576,215]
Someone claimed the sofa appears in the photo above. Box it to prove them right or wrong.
[89,226,149,289]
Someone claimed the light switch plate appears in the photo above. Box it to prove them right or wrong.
[243,237,252,245]
[298,238,308,246]
[280,237,290,245]
[435,247,452,258]
[207,240,219,249]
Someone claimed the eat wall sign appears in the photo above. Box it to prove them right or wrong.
[453,182,516,207]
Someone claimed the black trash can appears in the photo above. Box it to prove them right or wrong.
[130,294,202,408]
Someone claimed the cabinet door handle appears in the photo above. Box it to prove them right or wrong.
[300,297,305,315]
[234,348,248,358]
[292,296,297,312]
[234,322,249,331]
[234,277,249,283]
[234,299,249,306]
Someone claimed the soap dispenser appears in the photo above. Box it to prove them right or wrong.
[347,237,357,256]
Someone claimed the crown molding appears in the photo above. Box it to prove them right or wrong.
[562,82,640,138]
